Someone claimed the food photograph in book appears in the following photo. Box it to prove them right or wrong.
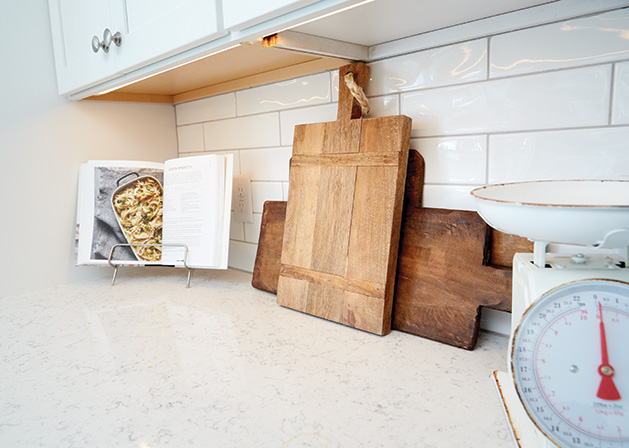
[91,166,164,263]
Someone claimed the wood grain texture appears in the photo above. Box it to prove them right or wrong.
[488,230,534,269]
[311,164,355,276]
[280,164,320,269]
[392,208,530,349]
[253,150,424,296]
[251,201,287,294]
[253,150,531,349]
[276,62,412,335]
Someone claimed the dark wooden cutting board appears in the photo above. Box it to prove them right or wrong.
[393,208,532,349]
[252,200,287,294]
[276,62,412,335]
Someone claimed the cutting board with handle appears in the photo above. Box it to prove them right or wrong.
[393,208,532,349]
[253,150,532,348]
[255,202,531,348]
[276,62,412,335]
[253,150,424,295]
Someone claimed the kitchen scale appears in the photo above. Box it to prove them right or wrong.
[471,180,629,448]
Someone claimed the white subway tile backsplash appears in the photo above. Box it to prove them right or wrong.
[367,39,488,96]
[244,213,263,244]
[488,127,629,183]
[236,73,332,116]
[367,95,400,117]
[280,103,337,146]
[173,4,629,282]
[251,182,283,214]
[421,186,479,211]
[239,147,292,181]
[480,309,511,336]
[177,124,204,153]
[490,10,629,78]
[228,240,257,272]
[402,66,612,136]
[613,62,629,125]
[230,212,245,241]
[203,113,280,150]
[331,70,340,102]
[176,93,236,125]
[412,136,487,184]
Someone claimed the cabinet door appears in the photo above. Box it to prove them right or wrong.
[223,0,320,31]
[49,0,120,95]
[113,0,226,73]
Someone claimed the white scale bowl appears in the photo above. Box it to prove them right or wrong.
[471,180,629,248]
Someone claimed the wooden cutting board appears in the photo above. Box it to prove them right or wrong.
[276,62,412,335]
[253,150,424,294]
[252,200,287,294]
[252,164,532,349]
[255,202,531,348]
[393,208,532,349]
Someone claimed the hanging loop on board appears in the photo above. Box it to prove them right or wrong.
[344,71,370,116]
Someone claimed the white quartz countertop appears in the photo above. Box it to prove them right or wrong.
[0,268,513,447]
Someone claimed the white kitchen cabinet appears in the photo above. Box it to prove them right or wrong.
[49,0,119,95]
[115,0,224,74]
[223,0,321,31]
[48,0,224,95]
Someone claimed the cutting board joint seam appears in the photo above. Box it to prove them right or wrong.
[280,264,386,300]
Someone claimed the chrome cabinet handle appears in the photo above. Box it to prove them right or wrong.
[91,28,122,53]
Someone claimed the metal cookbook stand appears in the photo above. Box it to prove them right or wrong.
[107,243,192,287]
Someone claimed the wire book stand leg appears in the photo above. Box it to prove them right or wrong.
[108,243,192,287]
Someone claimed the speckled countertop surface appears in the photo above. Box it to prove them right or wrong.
[0,268,512,447]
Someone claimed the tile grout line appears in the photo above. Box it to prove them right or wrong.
[410,123,629,140]
[486,35,492,81]
[609,63,617,126]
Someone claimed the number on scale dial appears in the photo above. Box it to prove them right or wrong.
[512,279,629,448]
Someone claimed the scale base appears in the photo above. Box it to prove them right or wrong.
[492,371,555,448]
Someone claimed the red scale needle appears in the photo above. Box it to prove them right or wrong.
[597,302,621,401]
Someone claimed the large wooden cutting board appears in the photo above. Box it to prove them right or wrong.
[253,150,424,294]
[276,62,412,335]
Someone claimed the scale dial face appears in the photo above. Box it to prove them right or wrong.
[512,279,629,448]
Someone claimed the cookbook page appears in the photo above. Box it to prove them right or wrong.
[76,160,165,266]
[162,154,233,269]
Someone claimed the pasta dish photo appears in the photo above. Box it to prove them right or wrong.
[111,176,163,262]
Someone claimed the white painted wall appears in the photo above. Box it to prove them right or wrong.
[0,1,178,297]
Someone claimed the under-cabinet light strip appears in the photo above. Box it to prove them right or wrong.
[96,43,242,95]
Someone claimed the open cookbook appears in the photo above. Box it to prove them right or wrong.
[76,154,233,269]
